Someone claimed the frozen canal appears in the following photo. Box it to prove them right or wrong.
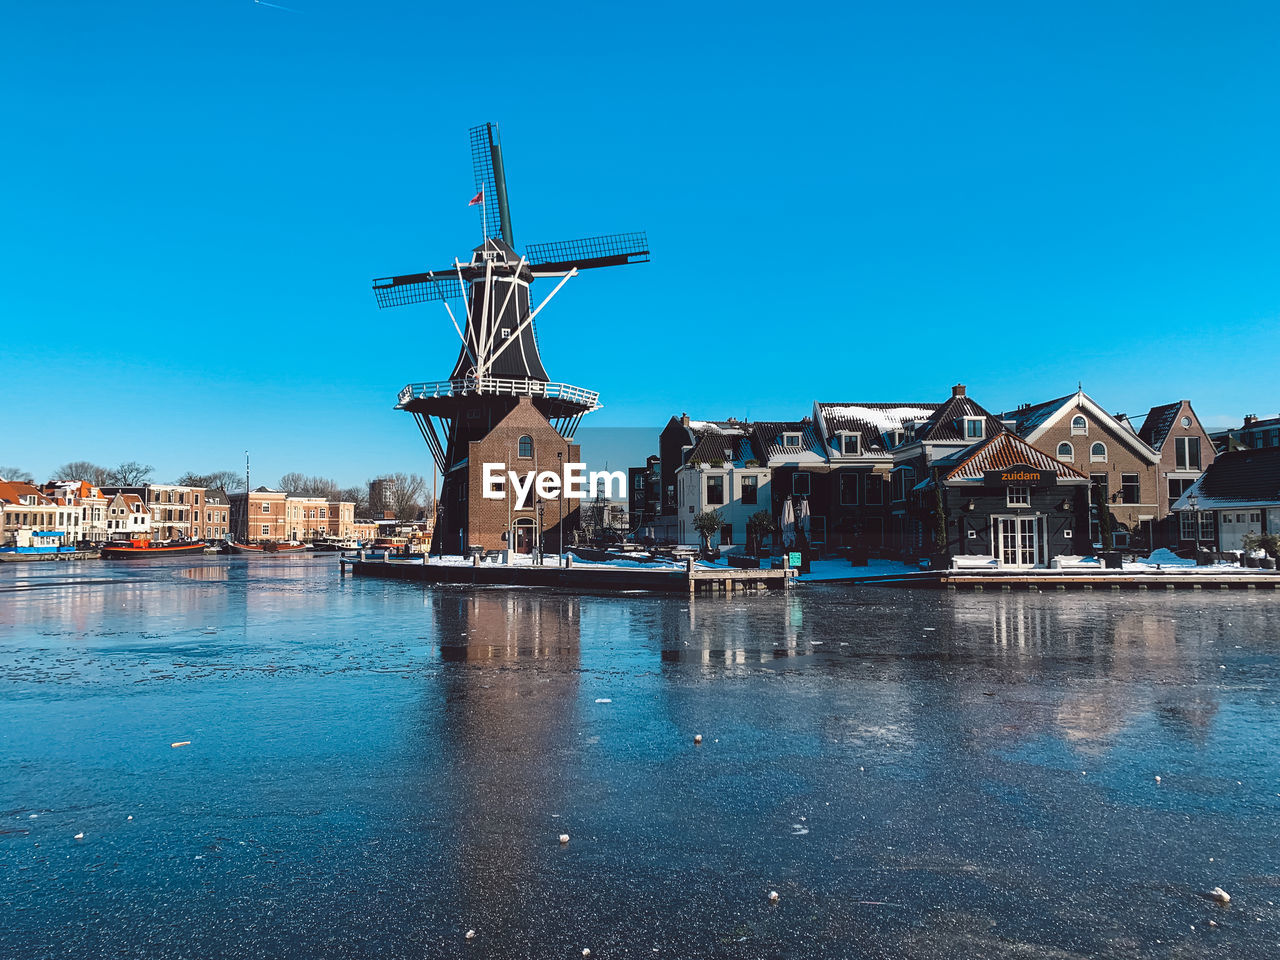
[3,558,1279,959]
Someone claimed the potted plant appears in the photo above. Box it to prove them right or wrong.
[747,510,775,559]
[692,509,723,560]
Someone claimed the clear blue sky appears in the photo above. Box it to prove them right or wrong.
[4,1,1279,487]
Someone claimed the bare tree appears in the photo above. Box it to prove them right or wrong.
[53,461,111,485]
[175,470,245,493]
[388,472,429,523]
[107,461,155,485]
[0,466,35,483]
[279,473,340,498]
[339,485,369,517]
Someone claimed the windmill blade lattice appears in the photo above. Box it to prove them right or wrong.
[470,123,510,244]
[525,232,650,272]
[372,272,464,309]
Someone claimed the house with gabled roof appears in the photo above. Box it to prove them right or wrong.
[1137,400,1215,533]
[1000,388,1161,549]
[811,401,939,550]
[1172,447,1280,553]
[0,480,75,547]
[750,419,831,549]
[652,414,753,543]
[672,423,771,550]
[889,384,1009,556]
[923,431,1091,568]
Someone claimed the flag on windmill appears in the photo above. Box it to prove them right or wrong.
[468,187,484,206]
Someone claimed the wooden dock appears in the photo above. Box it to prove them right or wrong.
[0,549,98,563]
[934,570,1280,591]
[342,555,795,594]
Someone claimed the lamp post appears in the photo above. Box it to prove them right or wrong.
[536,501,545,565]
[556,450,564,566]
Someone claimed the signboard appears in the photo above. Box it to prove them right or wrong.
[982,464,1056,487]
[788,552,802,568]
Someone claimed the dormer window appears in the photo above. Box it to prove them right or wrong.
[1071,416,1088,435]
[782,433,801,448]
[841,433,860,455]
[886,429,904,448]
[964,417,984,440]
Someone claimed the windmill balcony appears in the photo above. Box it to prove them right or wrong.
[396,377,599,411]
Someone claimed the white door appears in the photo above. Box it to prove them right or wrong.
[997,516,1039,568]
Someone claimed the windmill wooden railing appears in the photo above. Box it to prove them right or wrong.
[396,378,599,410]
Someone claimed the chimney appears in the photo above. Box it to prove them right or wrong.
[952,384,966,398]
[1244,414,1258,427]
[680,413,690,428]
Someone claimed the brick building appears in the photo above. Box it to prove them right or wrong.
[1136,400,1217,528]
[228,487,289,542]
[451,396,580,554]
[1002,390,1162,549]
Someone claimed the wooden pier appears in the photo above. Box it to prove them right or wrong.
[342,555,795,594]
[925,570,1280,591]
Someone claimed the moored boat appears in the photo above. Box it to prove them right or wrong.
[311,537,363,552]
[227,540,310,554]
[101,537,209,559]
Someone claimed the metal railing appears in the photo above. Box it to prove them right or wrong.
[397,377,599,409]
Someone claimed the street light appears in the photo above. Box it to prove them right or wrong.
[556,450,564,566]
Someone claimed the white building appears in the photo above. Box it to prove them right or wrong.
[675,425,771,550]
[104,492,152,538]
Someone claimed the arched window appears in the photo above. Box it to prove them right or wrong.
[1057,442,1074,459]
[518,435,533,458]
[1090,442,1107,462]
[1071,416,1087,435]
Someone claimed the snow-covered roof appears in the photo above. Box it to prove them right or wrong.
[1172,447,1280,510]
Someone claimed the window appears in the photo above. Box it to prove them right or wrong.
[1057,442,1073,459]
[706,475,724,505]
[842,434,860,455]
[518,435,533,458]
[1168,477,1195,501]
[500,328,511,339]
[865,475,884,505]
[964,418,984,440]
[1175,436,1201,470]
[782,433,801,448]
[1121,474,1140,504]
[1007,486,1030,506]
[1090,473,1109,501]
[1200,513,1214,539]
[194,494,200,505]
[839,473,859,505]
[1090,442,1107,462]
[720,524,733,545]
[792,472,810,496]
[634,475,644,491]
[891,468,913,502]
[741,475,758,505]
[1181,416,1191,428]
[1250,512,1261,523]
[178,492,185,504]
[320,508,326,519]
[261,524,270,536]
[261,503,271,513]
[1071,416,1088,435]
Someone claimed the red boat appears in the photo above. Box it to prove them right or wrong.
[101,537,209,559]
[226,540,310,554]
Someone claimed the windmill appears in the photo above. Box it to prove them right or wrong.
[372,122,648,554]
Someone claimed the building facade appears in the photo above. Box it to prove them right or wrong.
[1136,400,1216,540]
[1002,390,1161,549]
[458,397,581,554]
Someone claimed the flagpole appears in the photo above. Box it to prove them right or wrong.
[481,185,486,245]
